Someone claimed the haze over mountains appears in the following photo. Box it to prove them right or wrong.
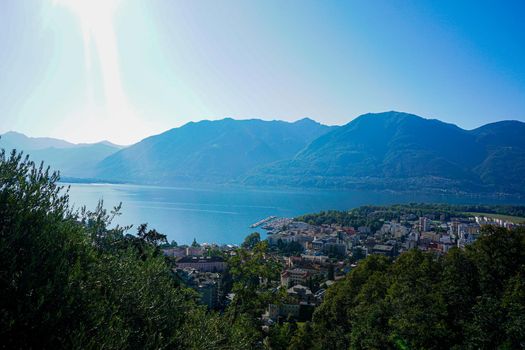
[0,131,123,178]
[95,118,333,184]
[2,111,524,194]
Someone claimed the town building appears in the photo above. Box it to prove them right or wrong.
[371,244,395,257]
[419,217,430,232]
[176,256,226,272]
[175,268,222,309]
[281,268,309,287]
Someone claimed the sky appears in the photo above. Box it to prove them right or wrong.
[0,0,524,144]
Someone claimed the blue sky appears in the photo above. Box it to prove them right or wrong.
[0,0,524,144]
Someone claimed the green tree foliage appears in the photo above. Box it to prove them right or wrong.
[0,149,254,349]
[204,246,226,258]
[296,204,525,228]
[242,231,261,249]
[287,322,314,350]
[386,250,448,349]
[310,225,525,349]
[265,321,298,350]
[275,238,304,256]
[137,222,168,246]
[228,241,281,318]
[312,254,392,350]
[223,239,289,348]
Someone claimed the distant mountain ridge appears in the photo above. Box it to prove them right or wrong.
[2,112,524,194]
[95,117,334,184]
[0,131,77,150]
[0,132,123,178]
[244,112,525,193]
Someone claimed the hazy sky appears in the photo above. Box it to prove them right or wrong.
[0,0,524,144]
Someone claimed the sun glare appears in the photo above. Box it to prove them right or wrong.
[52,0,141,143]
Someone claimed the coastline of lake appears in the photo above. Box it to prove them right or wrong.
[63,182,525,245]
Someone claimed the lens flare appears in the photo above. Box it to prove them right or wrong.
[52,0,141,143]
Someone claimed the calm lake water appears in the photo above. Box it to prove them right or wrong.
[64,183,525,245]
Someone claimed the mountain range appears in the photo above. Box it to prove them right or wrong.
[2,111,524,194]
[0,131,123,179]
[95,118,333,184]
[244,112,525,193]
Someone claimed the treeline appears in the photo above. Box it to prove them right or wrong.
[296,203,525,227]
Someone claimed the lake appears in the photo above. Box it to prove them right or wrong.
[65,183,525,245]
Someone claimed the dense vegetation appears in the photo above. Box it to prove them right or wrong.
[297,203,525,229]
[0,150,261,349]
[1,149,524,349]
[311,225,525,349]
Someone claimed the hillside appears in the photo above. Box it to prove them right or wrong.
[244,111,525,193]
[94,118,334,184]
[29,143,124,178]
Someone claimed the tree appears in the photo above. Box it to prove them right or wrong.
[137,223,168,246]
[228,241,280,319]
[327,263,335,281]
[386,249,449,349]
[276,239,304,256]
[312,254,391,350]
[440,247,479,346]
[287,322,314,350]
[500,269,525,348]
[0,149,216,348]
[266,322,297,350]
[310,226,525,350]
[242,232,261,249]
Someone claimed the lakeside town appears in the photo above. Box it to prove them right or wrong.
[162,205,525,323]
